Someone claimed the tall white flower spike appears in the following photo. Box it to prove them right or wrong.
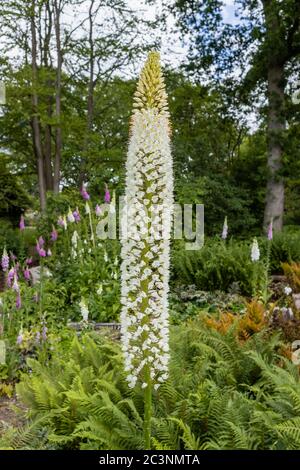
[120,52,173,391]
[251,237,260,262]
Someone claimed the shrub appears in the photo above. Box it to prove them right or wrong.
[172,231,300,295]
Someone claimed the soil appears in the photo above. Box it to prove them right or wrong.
[0,397,25,435]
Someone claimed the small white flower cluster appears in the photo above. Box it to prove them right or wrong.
[284,286,292,296]
[120,55,173,390]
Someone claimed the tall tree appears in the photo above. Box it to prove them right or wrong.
[30,0,47,210]
[172,0,300,232]
[53,0,63,193]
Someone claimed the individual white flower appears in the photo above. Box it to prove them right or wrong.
[251,237,260,262]
[284,286,292,296]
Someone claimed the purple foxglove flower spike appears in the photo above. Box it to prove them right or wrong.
[12,273,19,292]
[38,236,45,246]
[24,267,31,281]
[7,267,15,288]
[16,292,22,310]
[104,184,111,203]
[39,248,46,257]
[36,242,46,257]
[268,219,273,241]
[73,208,81,223]
[95,204,102,216]
[50,227,58,242]
[19,215,25,231]
[1,247,9,272]
[26,257,33,265]
[80,184,90,200]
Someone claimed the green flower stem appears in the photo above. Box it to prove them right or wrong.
[144,365,152,449]
[252,262,258,298]
[263,242,271,305]
[88,205,96,249]
[39,261,44,320]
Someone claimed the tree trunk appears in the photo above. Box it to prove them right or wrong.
[44,113,53,190]
[79,0,96,187]
[30,0,46,210]
[263,65,286,233]
[53,0,62,193]
[43,1,54,191]
[262,0,286,233]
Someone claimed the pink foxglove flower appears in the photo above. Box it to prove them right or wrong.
[26,257,33,265]
[95,204,102,216]
[19,215,25,231]
[7,267,15,288]
[50,227,58,242]
[16,292,22,309]
[221,216,228,240]
[12,273,19,292]
[80,184,90,200]
[73,208,80,223]
[38,236,45,246]
[24,267,31,281]
[1,247,9,272]
[267,219,273,241]
[36,242,46,257]
[39,248,46,257]
[104,184,111,203]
